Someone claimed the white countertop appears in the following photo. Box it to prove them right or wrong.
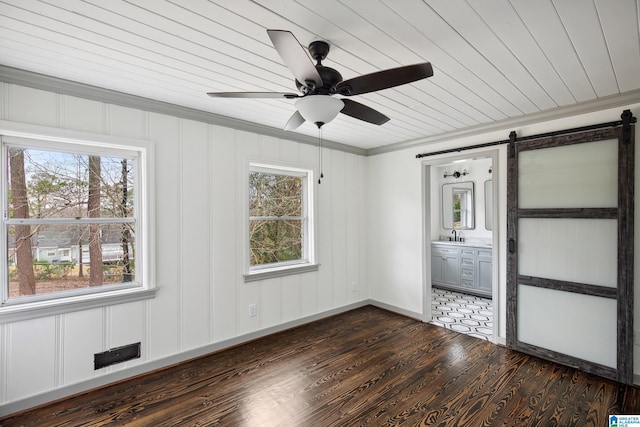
[432,240,492,248]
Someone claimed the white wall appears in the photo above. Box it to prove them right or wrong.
[367,149,425,317]
[367,102,640,376]
[0,83,368,413]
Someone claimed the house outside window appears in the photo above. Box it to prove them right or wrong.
[1,131,154,321]
[245,163,317,281]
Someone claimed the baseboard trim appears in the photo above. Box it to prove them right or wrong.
[0,300,370,418]
[369,300,424,321]
[1,299,593,417]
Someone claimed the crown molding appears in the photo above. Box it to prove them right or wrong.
[366,89,640,156]
[3,65,639,158]
[0,65,366,156]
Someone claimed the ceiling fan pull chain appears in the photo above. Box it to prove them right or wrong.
[318,126,324,184]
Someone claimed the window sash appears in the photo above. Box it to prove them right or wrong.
[6,218,135,225]
[2,135,140,159]
[249,218,305,266]
[249,216,304,221]
[248,163,313,273]
[2,136,143,305]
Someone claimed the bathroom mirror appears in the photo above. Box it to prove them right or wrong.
[442,182,474,229]
[485,180,493,230]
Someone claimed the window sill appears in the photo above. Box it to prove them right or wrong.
[243,263,320,282]
[0,287,157,324]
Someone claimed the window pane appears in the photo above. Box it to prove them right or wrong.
[7,147,135,219]
[453,192,462,227]
[249,219,302,266]
[249,172,302,217]
[7,222,135,298]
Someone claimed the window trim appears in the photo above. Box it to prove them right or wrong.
[244,161,318,282]
[0,120,155,323]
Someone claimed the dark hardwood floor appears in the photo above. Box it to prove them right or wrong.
[2,306,640,426]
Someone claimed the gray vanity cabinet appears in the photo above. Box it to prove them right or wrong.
[476,249,493,295]
[431,243,492,298]
[459,248,475,289]
[431,246,459,287]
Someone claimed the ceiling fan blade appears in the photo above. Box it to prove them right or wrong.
[267,30,323,89]
[207,91,299,99]
[284,110,305,130]
[340,99,390,125]
[336,62,433,96]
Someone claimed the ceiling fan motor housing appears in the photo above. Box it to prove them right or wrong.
[295,40,343,95]
[309,40,330,61]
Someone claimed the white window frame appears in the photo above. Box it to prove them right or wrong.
[0,121,155,323]
[244,162,318,282]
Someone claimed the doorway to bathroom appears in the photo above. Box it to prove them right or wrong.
[422,149,499,343]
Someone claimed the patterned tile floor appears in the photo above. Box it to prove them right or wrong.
[431,287,493,340]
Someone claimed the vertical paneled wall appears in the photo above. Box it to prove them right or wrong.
[0,83,368,409]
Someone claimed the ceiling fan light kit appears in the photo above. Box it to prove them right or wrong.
[295,96,344,128]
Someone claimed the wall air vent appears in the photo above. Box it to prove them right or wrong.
[94,342,141,370]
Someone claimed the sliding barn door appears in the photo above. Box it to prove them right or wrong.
[507,120,634,384]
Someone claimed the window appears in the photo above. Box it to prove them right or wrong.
[452,190,468,228]
[246,163,316,281]
[1,130,154,321]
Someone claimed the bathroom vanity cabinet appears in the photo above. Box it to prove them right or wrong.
[431,243,492,298]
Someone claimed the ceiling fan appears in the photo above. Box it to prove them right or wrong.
[207,30,434,130]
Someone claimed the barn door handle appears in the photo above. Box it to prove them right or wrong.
[509,239,515,253]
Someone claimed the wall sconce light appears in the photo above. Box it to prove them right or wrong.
[443,169,469,179]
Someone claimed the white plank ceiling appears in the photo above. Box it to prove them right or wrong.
[1,0,639,150]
